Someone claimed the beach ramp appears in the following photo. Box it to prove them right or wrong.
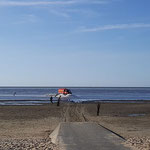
[50,122,130,150]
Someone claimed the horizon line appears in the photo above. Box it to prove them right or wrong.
[0,86,150,88]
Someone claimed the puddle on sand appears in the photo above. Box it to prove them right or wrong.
[128,113,146,117]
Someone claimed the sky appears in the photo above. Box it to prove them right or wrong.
[0,0,150,87]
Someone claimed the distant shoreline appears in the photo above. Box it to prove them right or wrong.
[0,99,150,106]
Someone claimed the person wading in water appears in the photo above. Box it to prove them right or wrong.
[50,96,53,104]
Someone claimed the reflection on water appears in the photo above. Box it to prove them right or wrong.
[128,114,146,117]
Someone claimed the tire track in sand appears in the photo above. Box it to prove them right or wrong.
[62,103,87,122]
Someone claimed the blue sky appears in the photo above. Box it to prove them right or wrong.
[0,0,150,87]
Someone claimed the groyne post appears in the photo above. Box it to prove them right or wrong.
[97,102,101,116]
[57,96,61,106]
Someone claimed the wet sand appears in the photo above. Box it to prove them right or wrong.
[0,102,150,149]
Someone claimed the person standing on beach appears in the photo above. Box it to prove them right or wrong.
[50,96,53,104]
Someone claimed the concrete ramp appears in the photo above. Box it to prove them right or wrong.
[50,122,130,150]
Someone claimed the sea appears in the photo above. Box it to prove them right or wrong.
[0,87,150,105]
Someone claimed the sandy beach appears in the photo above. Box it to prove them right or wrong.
[84,103,150,150]
[0,104,63,150]
[0,102,150,149]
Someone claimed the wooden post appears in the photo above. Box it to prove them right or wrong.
[57,96,61,106]
[97,102,101,116]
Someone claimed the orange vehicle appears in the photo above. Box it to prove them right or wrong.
[58,88,72,95]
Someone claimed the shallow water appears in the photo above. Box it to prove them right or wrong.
[0,87,150,105]
[128,114,146,117]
